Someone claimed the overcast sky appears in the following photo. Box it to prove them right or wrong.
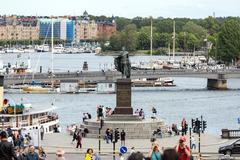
[1,0,240,18]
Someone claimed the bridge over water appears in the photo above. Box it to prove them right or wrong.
[4,69,240,89]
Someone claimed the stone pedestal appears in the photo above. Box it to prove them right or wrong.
[114,78,133,115]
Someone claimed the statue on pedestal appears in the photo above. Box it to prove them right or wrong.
[114,48,131,78]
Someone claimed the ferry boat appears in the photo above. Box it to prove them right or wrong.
[0,75,59,133]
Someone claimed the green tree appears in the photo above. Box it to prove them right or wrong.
[183,21,207,39]
[155,18,173,33]
[199,16,220,35]
[216,19,240,64]
[137,26,150,50]
[177,32,200,51]
[109,32,122,51]
[121,24,138,51]
[154,33,171,48]
[115,17,131,31]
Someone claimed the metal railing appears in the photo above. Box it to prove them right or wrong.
[222,129,240,139]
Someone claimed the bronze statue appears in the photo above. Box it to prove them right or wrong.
[114,49,131,78]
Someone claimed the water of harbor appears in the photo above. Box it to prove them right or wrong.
[2,53,240,136]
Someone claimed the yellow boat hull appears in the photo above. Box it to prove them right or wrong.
[22,86,50,93]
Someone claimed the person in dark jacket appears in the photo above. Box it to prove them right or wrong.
[0,131,17,160]
[120,130,126,146]
[76,132,82,149]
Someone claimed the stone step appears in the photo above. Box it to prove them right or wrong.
[105,115,142,121]
[81,123,168,132]
[83,120,166,127]
[81,118,168,139]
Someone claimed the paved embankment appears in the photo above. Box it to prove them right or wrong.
[41,132,239,159]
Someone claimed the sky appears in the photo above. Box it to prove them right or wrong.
[1,0,240,18]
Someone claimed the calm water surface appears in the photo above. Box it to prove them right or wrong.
[1,53,240,136]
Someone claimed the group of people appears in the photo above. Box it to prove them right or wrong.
[0,130,47,160]
[71,126,90,149]
[82,112,92,122]
[169,118,189,136]
[96,105,114,121]
[126,136,192,160]
[134,108,145,119]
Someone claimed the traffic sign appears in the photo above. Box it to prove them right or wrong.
[120,146,128,154]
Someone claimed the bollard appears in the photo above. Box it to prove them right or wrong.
[198,130,201,154]
[113,141,116,160]
[98,128,101,154]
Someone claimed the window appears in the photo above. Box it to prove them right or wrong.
[235,140,240,145]
[109,83,112,88]
[22,115,28,120]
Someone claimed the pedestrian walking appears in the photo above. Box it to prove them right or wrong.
[71,128,78,144]
[104,128,110,144]
[191,135,196,150]
[76,132,82,149]
[120,130,126,146]
[40,126,44,140]
[181,118,187,136]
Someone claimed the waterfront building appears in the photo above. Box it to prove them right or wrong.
[0,15,39,41]
[39,18,75,42]
[60,80,79,93]
[97,20,116,39]
[0,24,39,41]
[75,11,98,42]
[96,80,116,94]
[66,20,75,42]
[75,20,98,42]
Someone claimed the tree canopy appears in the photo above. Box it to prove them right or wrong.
[216,19,240,64]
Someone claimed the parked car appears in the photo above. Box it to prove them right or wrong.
[219,139,240,155]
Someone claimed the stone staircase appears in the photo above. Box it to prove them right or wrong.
[80,117,168,139]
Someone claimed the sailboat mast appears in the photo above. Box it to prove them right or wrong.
[150,17,153,57]
[51,18,54,74]
[51,18,54,88]
[173,20,176,60]
[168,43,171,60]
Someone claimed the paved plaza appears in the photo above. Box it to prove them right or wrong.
[41,132,238,159]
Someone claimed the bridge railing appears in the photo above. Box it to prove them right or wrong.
[221,129,240,139]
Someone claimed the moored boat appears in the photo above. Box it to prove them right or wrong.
[22,85,51,93]
[0,75,59,133]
